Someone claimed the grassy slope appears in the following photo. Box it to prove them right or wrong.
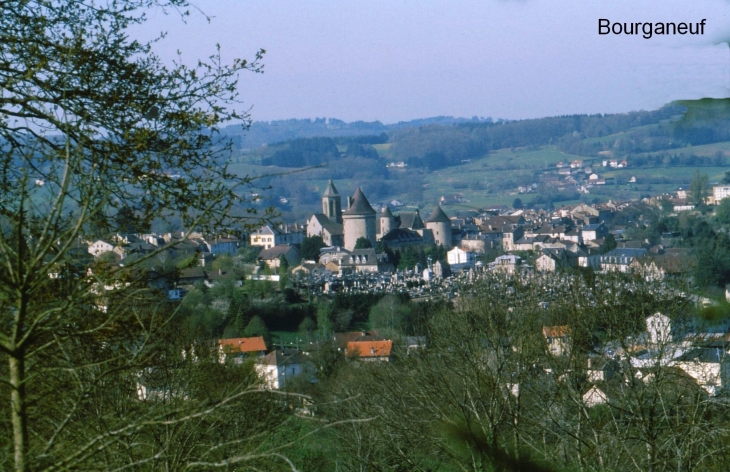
[227,137,730,213]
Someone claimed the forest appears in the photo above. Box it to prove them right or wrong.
[237,105,726,171]
[161,269,730,471]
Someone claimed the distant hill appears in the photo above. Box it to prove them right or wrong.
[226,103,730,221]
[221,116,492,149]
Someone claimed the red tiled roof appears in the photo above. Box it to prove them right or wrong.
[218,336,267,353]
[346,340,393,358]
[542,326,570,338]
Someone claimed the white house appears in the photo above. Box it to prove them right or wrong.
[581,223,608,242]
[217,337,267,363]
[713,185,730,205]
[251,225,304,249]
[543,326,571,356]
[346,340,393,362]
[600,248,648,273]
[646,312,671,345]
[674,348,730,396]
[583,386,608,407]
[447,247,477,270]
[490,254,522,274]
[257,244,301,270]
[204,237,239,255]
[88,239,114,257]
[255,349,313,389]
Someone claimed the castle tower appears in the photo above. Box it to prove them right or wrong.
[426,205,452,248]
[342,187,376,250]
[321,179,342,224]
[379,206,395,239]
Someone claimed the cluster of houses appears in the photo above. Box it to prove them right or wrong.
[542,311,730,407]
[214,332,395,390]
[251,182,699,289]
[140,307,730,402]
[78,181,703,301]
[520,157,633,195]
[651,184,730,212]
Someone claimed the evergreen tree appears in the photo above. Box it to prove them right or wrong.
[600,233,617,254]
[301,236,326,261]
[243,316,271,345]
[354,237,373,249]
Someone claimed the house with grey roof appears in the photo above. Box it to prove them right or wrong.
[600,248,648,273]
[257,244,301,270]
[255,349,315,390]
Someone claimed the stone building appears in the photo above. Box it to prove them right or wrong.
[425,205,453,248]
[342,187,377,250]
[307,180,344,246]
[308,180,452,252]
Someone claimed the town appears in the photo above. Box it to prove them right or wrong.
[8,0,730,470]
[78,177,730,403]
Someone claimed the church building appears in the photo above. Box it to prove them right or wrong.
[307,180,454,252]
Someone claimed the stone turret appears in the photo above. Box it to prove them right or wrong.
[426,205,452,248]
[342,187,376,250]
[322,179,342,224]
[379,206,395,239]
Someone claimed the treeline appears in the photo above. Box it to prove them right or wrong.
[294,272,730,471]
[247,106,730,173]
[390,107,680,167]
[224,116,486,149]
[630,152,727,168]
[260,134,386,167]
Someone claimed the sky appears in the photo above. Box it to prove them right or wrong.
[140,0,730,123]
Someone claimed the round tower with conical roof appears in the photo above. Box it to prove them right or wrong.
[426,205,452,248]
[379,206,395,239]
[342,187,376,250]
[322,179,342,224]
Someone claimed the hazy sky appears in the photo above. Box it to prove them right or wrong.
[142,0,730,123]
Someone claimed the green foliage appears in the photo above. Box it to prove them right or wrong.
[262,137,340,167]
[600,233,617,254]
[716,198,730,225]
[396,245,427,270]
[300,236,326,261]
[308,339,343,381]
[690,170,709,206]
[238,245,262,263]
[427,243,447,262]
[210,254,234,271]
[332,292,383,325]
[278,254,290,289]
[354,237,373,249]
[176,254,197,269]
[316,300,335,337]
[298,317,317,337]
[279,272,289,290]
[243,316,271,344]
[513,197,523,209]
[278,254,290,271]
[311,273,711,472]
[368,295,410,336]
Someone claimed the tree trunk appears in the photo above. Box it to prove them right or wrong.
[9,354,28,472]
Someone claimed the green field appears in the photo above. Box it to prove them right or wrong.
[225,141,730,216]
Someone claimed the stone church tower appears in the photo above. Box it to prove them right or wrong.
[379,206,396,239]
[426,205,452,248]
[321,179,342,224]
[342,187,376,250]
